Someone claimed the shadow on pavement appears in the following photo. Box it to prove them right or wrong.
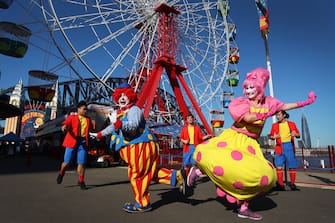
[308,174,335,184]
[214,191,277,213]
[250,194,277,211]
[151,187,217,211]
[85,180,130,189]
[151,182,277,214]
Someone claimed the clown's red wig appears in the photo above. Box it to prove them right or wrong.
[112,87,137,103]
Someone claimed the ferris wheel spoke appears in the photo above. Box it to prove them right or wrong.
[104,19,160,82]
[45,4,147,31]
[101,31,144,81]
[76,20,138,58]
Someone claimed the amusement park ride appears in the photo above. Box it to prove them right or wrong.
[1,0,241,136]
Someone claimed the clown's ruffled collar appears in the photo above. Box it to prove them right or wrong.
[119,103,134,111]
[116,103,134,118]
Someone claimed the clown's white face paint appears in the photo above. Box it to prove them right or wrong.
[118,93,130,109]
[244,84,258,99]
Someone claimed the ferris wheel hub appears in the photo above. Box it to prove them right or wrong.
[155,3,180,14]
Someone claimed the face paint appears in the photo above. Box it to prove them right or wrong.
[118,93,130,108]
[245,84,258,99]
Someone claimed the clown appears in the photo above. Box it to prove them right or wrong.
[90,83,186,213]
[188,68,316,220]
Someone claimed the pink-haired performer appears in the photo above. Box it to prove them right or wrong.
[188,68,316,220]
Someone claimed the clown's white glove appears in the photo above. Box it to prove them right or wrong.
[108,111,117,124]
[89,132,98,139]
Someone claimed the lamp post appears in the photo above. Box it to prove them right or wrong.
[255,0,275,123]
[262,33,276,124]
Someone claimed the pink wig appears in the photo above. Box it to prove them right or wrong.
[242,68,269,100]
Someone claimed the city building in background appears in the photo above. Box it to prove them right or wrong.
[4,80,22,135]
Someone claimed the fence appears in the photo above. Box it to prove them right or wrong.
[157,137,183,168]
[158,141,335,173]
[296,145,335,173]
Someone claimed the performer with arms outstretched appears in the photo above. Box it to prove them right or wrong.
[189,68,316,220]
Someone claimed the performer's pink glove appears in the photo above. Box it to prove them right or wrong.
[296,91,316,108]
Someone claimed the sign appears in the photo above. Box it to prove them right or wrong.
[20,110,45,138]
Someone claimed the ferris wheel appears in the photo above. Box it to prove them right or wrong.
[30,0,239,133]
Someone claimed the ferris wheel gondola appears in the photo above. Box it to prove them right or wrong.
[226,69,239,87]
[0,0,13,9]
[0,21,31,58]
[223,91,234,108]
[27,70,58,103]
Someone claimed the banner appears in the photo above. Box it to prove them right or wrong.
[255,0,269,35]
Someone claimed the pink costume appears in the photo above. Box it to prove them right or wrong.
[192,67,316,220]
[194,68,281,201]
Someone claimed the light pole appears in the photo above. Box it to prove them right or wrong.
[255,0,275,123]
[262,33,276,124]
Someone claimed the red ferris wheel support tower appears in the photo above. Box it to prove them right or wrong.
[136,3,213,135]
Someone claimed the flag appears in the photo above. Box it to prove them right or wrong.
[255,0,269,35]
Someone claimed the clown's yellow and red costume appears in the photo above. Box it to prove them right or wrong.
[95,84,182,212]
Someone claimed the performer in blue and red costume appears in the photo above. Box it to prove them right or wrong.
[90,83,186,213]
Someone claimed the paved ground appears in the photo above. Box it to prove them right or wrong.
[0,155,335,223]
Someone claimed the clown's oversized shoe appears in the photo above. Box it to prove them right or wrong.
[122,203,152,213]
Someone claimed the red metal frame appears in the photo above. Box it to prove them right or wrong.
[135,3,213,135]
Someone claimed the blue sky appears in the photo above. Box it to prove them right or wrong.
[227,0,335,147]
[0,1,334,147]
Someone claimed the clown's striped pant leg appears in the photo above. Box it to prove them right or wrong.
[154,167,179,186]
[119,141,159,207]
